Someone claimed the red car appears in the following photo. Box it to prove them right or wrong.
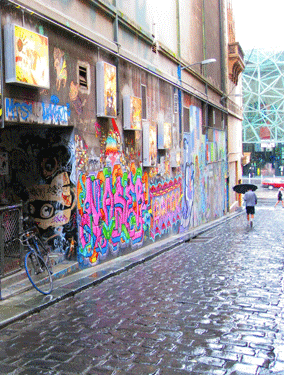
[262,178,284,189]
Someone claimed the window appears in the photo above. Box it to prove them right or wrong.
[141,84,147,120]
[77,61,90,94]
[79,66,88,88]
[183,107,190,133]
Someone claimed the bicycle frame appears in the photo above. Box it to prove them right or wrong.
[20,228,53,294]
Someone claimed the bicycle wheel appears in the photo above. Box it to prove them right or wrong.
[24,251,53,294]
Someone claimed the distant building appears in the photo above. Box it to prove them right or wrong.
[242,49,284,177]
[226,0,245,211]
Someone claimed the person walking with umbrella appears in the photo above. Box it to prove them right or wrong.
[244,187,258,227]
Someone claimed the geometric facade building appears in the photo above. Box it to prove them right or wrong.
[242,49,284,175]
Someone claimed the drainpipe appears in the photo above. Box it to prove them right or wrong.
[219,0,226,94]
[176,0,181,59]
[176,0,182,135]
[113,0,120,116]
[219,0,229,212]
[202,0,206,73]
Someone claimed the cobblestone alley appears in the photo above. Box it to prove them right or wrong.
[1,195,284,374]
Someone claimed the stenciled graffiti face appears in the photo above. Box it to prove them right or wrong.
[41,156,58,178]
[28,200,69,222]
[27,172,75,229]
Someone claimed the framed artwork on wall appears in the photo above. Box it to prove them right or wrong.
[4,24,50,89]
[158,122,171,149]
[170,123,180,167]
[143,122,157,166]
[123,95,142,130]
[96,61,117,117]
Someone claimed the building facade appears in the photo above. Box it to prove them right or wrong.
[242,49,284,177]
[226,0,244,211]
[0,0,243,271]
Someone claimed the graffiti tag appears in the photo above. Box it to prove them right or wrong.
[5,97,70,125]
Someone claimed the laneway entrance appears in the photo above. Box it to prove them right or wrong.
[0,126,77,259]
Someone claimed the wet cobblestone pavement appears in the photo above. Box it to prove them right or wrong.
[1,199,284,374]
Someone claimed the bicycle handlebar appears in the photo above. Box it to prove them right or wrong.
[19,229,37,245]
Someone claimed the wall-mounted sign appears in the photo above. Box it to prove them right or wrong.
[170,123,180,167]
[96,61,117,117]
[158,122,171,149]
[143,122,157,166]
[174,93,178,113]
[4,24,50,89]
[123,96,142,130]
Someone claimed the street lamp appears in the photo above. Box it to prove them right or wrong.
[177,58,216,82]
[181,58,217,70]
[220,93,243,106]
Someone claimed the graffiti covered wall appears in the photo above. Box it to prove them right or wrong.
[66,56,185,267]
[0,127,77,257]
[0,9,228,269]
[77,165,150,265]
[181,103,227,232]
[77,163,182,266]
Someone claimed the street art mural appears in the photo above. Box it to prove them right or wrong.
[69,81,86,115]
[130,96,142,130]
[0,31,228,270]
[4,24,50,88]
[96,61,117,117]
[0,128,77,258]
[181,133,194,230]
[150,177,182,240]
[54,47,67,91]
[77,163,182,266]
[75,134,89,172]
[77,164,150,265]
[180,105,226,231]
[27,171,75,230]
[28,142,77,256]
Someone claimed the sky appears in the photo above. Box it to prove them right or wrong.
[231,0,284,52]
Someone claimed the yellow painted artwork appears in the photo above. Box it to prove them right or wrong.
[130,96,142,130]
[104,62,117,117]
[149,123,157,164]
[164,122,172,149]
[14,25,49,88]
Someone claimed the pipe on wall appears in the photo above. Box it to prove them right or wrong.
[176,0,181,59]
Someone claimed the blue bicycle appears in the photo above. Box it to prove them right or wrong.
[20,226,53,295]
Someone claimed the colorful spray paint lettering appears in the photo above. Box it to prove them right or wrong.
[150,178,182,239]
[77,164,150,265]
[77,163,183,265]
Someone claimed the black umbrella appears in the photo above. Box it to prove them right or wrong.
[233,183,258,194]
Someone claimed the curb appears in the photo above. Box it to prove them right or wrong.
[0,209,244,330]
